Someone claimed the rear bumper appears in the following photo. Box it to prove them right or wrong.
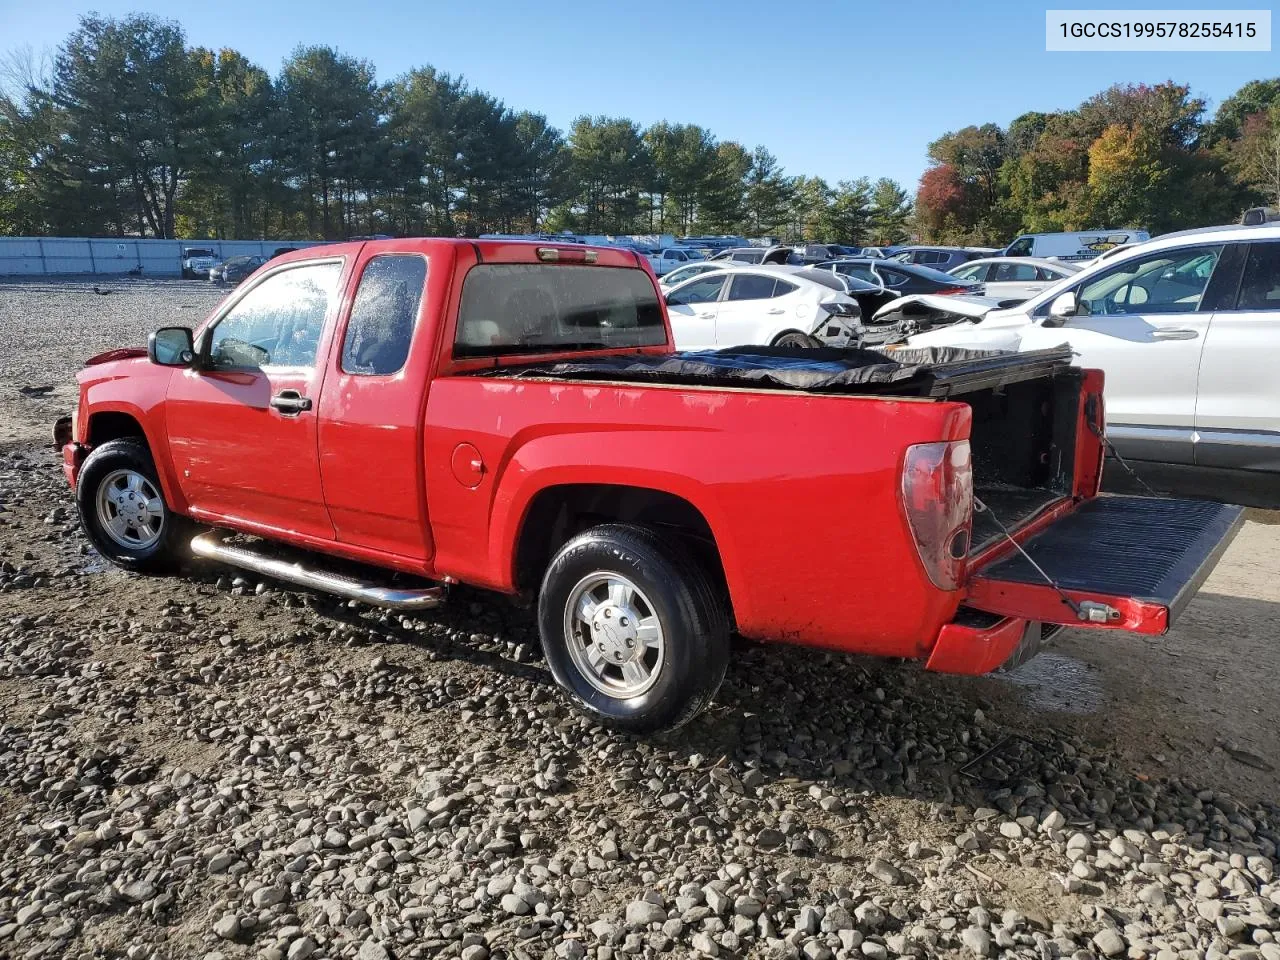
[926,495,1243,674]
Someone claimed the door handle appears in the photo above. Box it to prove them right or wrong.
[270,390,313,415]
[767,307,785,314]
[697,311,716,318]
[1152,329,1198,341]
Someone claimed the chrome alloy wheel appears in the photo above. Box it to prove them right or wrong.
[564,573,665,697]
[95,468,164,549]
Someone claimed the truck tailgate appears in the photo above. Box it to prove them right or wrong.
[966,496,1244,634]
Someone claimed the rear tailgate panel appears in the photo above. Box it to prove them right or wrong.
[966,496,1244,634]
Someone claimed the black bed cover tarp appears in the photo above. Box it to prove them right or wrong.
[472,344,1075,398]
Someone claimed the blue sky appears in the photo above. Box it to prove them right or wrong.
[2,0,1274,190]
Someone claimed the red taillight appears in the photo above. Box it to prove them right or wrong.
[935,286,973,296]
[901,440,973,590]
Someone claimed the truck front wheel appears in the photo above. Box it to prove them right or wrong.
[538,524,729,733]
[76,439,191,574]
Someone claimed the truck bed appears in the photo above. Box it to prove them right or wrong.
[470,345,1075,399]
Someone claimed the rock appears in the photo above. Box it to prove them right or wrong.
[961,926,992,957]
[501,894,531,916]
[287,937,317,960]
[1092,929,1126,957]
[861,941,889,960]
[357,942,391,960]
[866,858,902,885]
[755,828,785,850]
[251,886,287,908]
[803,941,832,960]
[120,880,155,903]
[213,915,240,940]
[625,900,666,927]
[1041,810,1066,831]
[461,946,489,960]
[691,932,719,956]
[704,887,730,916]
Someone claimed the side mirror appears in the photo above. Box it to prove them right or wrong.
[149,326,195,367]
[1043,291,1079,327]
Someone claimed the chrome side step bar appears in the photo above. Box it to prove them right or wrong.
[190,532,446,610]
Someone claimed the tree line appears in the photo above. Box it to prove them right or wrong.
[1,14,1276,246]
[0,14,912,244]
[915,79,1280,244]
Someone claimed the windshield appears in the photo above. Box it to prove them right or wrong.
[455,264,666,358]
[678,249,705,261]
[186,249,214,258]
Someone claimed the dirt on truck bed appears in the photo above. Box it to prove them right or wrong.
[1,276,1278,960]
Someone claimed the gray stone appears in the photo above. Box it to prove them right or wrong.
[866,859,902,885]
[213,915,240,940]
[625,900,666,927]
[961,926,992,957]
[1092,929,1126,957]
[501,894,531,916]
[691,932,719,956]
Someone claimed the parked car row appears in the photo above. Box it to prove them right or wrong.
[180,247,298,283]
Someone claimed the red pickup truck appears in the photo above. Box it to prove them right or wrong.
[57,238,1243,732]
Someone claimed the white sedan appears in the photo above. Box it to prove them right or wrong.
[948,257,1080,302]
[662,267,861,349]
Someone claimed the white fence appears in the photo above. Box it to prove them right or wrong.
[0,237,329,276]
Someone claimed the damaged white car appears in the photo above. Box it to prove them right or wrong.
[663,267,861,349]
[860,293,1011,347]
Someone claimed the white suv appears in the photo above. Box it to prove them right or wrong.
[908,223,1280,506]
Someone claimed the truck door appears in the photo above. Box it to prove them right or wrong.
[165,259,346,540]
[316,251,436,564]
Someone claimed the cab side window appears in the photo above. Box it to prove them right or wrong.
[206,262,342,370]
[341,255,428,376]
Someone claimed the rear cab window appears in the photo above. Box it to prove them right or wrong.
[454,264,666,358]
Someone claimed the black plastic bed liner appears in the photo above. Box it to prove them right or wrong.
[472,345,1075,399]
[978,496,1244,619]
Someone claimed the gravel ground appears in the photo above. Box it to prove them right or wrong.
[1,276,1278,960]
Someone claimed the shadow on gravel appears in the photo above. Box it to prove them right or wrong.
[295,580,1279,872]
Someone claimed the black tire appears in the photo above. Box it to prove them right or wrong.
[538,523,730,734]
[76,438,192,574]
[772,330,819,349]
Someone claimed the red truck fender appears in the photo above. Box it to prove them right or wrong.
[486,434,741,603]
[76,371,191,515]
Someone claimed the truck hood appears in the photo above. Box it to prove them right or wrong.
[85,346,147,366]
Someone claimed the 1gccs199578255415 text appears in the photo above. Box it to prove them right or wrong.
[1046,9,1271,51]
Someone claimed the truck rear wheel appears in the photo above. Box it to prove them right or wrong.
[538,523,729,733]
[76,439,191,574]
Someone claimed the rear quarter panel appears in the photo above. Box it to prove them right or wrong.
[425,377,971,659]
